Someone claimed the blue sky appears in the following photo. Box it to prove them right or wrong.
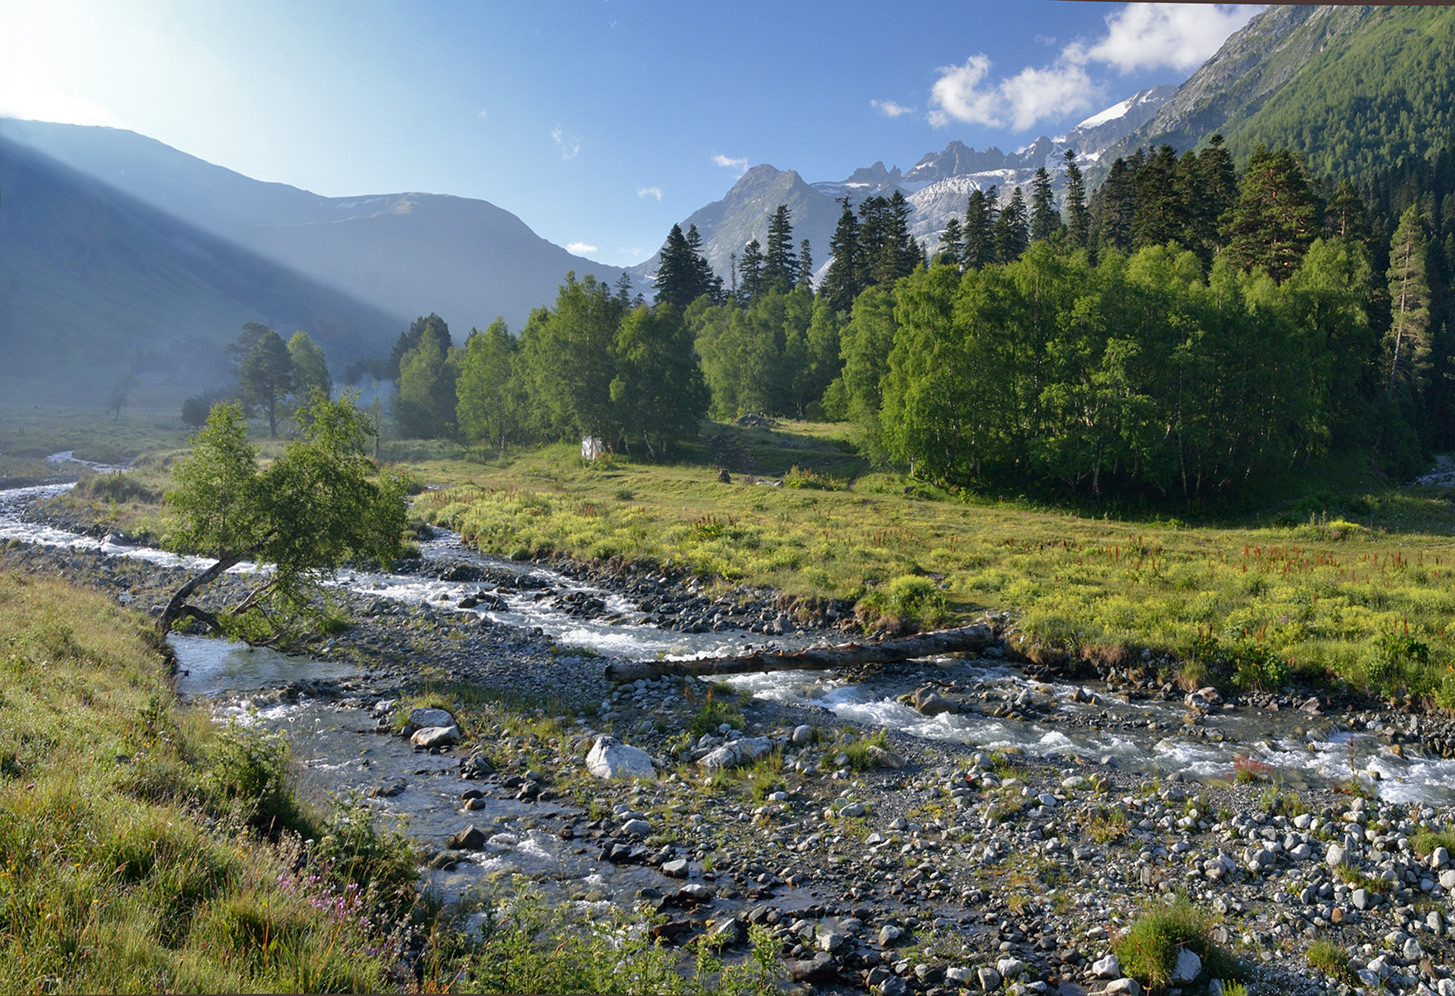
[0,1,1263,266]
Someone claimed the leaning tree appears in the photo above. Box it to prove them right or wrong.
[159,392,409,643]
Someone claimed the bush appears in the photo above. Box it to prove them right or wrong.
[1113,892,1241,992]
[207,721,310,837]
[860,575,947,631]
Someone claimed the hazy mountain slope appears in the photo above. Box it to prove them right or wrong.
[0,119,625,339]
[1095,5,1455,181]
[0,135,401,405]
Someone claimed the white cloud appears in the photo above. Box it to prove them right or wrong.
[1034,34,1057,47]
[477,108,488,118]
[926,4,1263,132]
[551,125,581,159]
[1000,62,1095,131]
[870,99,914,119]
[566,241,598,255]
[712,152,748,174]
[1082,4,1264,73]
[636,185,663,200]
[928,54,1001,128]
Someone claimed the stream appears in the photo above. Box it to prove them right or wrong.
[5,471,1455,904]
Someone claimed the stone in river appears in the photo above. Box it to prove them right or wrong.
[585,735,656,779]
[409,706,456,729]
[448,825,487,850]
[411,725,460,748]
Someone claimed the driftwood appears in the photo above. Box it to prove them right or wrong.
[603,623,996,684]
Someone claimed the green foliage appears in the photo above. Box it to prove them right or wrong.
[1305,940,1352,984]
[163,394,410,641]
[207,721,309,836]
[1112,893,1242,992]
[687,682,746,737]
[393,315,457,439]
[862,575,947,630]
[237,326,294,438]
[286,330,332,402]
[456,318,521,449]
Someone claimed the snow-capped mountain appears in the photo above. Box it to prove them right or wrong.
[637,85,1176,285]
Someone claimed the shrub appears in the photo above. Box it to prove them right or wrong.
[1113,892,1241,992]
[206,721,309,837]
[1305,939,1353,983]
[861,575,947,631]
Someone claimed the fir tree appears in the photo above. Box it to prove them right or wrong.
[937,217,964,267]
[1091,158,1136,256]
[738,238,765,304]
[994,187,1029,264]
[797,239,814,290]
[1132,145,1184,249]
[763,204,799,290]
[1062,149,1089,252]
[819,199,864,313]
[1030,167,1061,243]
[963,188,997,269]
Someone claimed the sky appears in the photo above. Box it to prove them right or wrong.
[0,1,1264,267]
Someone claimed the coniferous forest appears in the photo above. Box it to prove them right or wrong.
[359,135,1455,504]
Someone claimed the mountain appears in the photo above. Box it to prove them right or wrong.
[1098,5,1455,181]
[0,132,400,406]
[0,119,624,404]
[638,86,1174,285]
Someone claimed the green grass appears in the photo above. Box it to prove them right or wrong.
[1305,938,1353,984]
[0,568,406,992]
[1112,893,1242,993]
[414,421,1455,704]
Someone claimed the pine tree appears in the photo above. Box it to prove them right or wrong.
[937,217,964,267]
[655,223,721,313]
[1176,136,1237,269]
[1062,150,1089,252]
[388,313,451,382]
[963,188,997,269]
[1386,203,1432,398]
[994,187,1029,264]
[239,328,294,438]
[1030,167,1061,243]
[1222,145,1323,283]
[1326,178,1373,244]
[763,204,799,290]
[685,224,723,305]
[819,199,864,313]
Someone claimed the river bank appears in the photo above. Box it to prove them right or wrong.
[7,482,1455,994]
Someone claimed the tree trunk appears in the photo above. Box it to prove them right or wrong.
[602,623,996,683]
[158,552,245,636]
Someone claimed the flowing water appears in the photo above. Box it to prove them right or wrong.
[4,472,1454,820]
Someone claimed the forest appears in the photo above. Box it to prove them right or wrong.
[227,134,1455,504]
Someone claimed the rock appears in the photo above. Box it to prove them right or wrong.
[1092,954,1121,978]
[996,956,1025,978]
[789,952,838,983]
[708,917,745,946]
[977,966,1002,991]
[878,924,903,946]
[699,736,774,770]
[585,735,656,779]
[411,724,460,748]
[409,706,456,729]
[448,825,487,850]
[1171,947,1201,984]
[370,777,407,798]
[620,818,651,838]
[791,724,814,744]
[911,686,957,716]
[1352,888,1370,910]
[816,926,848,952]
[865,744,906,769]
[661,858,690,878]
[1326,843,1347,867]
[1103,979,1142,996]
[1432,846,1450,869]
[1440,869,1455,891]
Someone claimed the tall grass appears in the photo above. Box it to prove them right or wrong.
[0,569,403,992]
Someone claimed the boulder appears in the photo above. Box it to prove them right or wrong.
[586,736,656,779]
[411,725,460,748]
[448,825,487,850]
[698,736,774,770]
[1171,947,1201,984]
[910,686,957,716]
[409,706,456,729]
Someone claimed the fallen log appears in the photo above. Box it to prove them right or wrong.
[603,623,997,684]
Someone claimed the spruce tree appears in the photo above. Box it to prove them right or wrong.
[963,188,997,269]
[819,199,864,313]
[797,239,814,290]
[738,238,765,304]
[1091,158,1135,256]
[1132,145,1183,249]
[1062,150,1090,252]
[994,187,1029,264]
[1386,203,1432,398]
[1030,167,1061,243]
[937,216,964,266]
[685,224,723,305]
[763,204,799,290]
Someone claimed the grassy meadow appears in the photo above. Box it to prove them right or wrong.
[412,420,1455,706]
